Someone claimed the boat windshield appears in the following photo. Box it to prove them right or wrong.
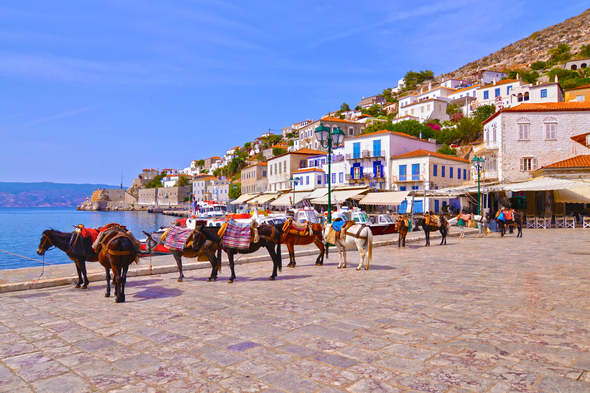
[379,215,394,223]
[297,210,318,224]
[353,212,371,223]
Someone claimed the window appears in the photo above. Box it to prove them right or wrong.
[495,88,500,98]
[441,166,446,177]
[353,142,361,159]
[317,175,322,185]
[433,164,438,176]
[411,164,420,181]
[373,139,381,157]
[411,108,415,115]
[349,127,354,136]
[507,86,512,95]
[332,173,336,183]
[518,123,530,140]
[325,174,328,184]
[545,123,556,139]
[284,161,286,172]
[434,200,439,212]
[421,106,425,113]
[484,91,489,100]
[540,89,547,98]
[576,95,585,102]
[449,167,453,178]
[399,186,407,191]
[520,157,538,171]
[278,163,282,173]
[524,92,530,101]
[463,169,467,179]
[411,186,419,191]
[306,176,309,185]
[339,172,343,183]
[399,165,407,181]
[457,169,461,180]
[427,104,431,111]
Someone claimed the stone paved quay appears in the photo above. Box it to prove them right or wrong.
[1,229,590,392]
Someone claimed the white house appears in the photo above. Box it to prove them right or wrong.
[397,98,449,123]
[440,78,470,89]
[471,69,507,85]
[476,102,590,184]
[162,175,179,188]
[390,149,470,214]
[564,58,590,71]
[292,168,325,192]
[192,176,231,202]
[267,148,326,192]
[476,79,523,108]
[448,84,480,117]
[507,82,564,107]
[392,78,405,93]
[343,130,437,190]
[162,168,179,176]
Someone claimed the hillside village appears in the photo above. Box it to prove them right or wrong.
[81,9,590,218]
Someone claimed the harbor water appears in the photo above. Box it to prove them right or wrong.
[0,207,177,270]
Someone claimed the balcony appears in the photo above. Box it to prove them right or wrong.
[345,150,386,160]
[347,172,384,181]
[392,174,425,182]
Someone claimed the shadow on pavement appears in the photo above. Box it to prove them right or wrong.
[131,286,183,301]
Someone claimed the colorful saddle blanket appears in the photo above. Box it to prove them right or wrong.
[425,215,440,227]
[221,219,253,250]
[163,226,194,251]
[503,211,513,220]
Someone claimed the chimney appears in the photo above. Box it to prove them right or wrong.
[493,78,497,85]
[428,82,432,91]
[555,75,558,83]
[516,73,520,80]
[421,87,424,94]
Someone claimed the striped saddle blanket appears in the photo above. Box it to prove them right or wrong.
[163,226,193,251]
[221,219,253,250]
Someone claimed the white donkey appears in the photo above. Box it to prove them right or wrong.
[324,223,373,270]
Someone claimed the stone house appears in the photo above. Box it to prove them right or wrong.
[157,186,191,206]
[267,148,326,192]
[241,163,268,194]
[476,102,590,184]
[138,188,158,205]
[294,117,365,151]
[358,95,386,109]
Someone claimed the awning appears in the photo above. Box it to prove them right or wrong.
[500,177,589,192]
[305,188,328,200]
[359,191,410,206]
[555,187,590,203]
[248,193,279,204]
[230,193,259,205]
[310,187,370,205]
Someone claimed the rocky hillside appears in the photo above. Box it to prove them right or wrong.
[437,8,590,82]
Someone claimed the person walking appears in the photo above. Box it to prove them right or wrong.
[457,211,468,238]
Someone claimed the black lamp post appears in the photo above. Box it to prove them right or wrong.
[314,124,345,223]
[471,156,484,215]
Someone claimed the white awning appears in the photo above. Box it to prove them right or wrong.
[310,187,370,205]
[500,177,589,192]
[230,193,259,205]
[359,191,410,206]
[248,194,280,204]
[555,187,590,203]
[305,188,329,200]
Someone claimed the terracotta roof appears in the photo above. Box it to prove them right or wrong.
[318,116,357,123]
[539,155,590,169]
[565,83,590,91]
[571,132,590,147]
[479,79,518,88]
[270,148,327,160]
[399,98,448,109]
[391,149,469,163]
[394,115,419,120]
[347,129,434,143]
[483,102,590,125]
[293,168,325,173]
[449,84,480,95]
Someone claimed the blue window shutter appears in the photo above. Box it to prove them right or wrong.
[359,165,363,177]
[350,167,354,178]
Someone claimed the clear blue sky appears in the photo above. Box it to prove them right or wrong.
[1,1,588,185]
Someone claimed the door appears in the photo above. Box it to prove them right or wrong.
[414,200,423,214]
[399,200,407,214]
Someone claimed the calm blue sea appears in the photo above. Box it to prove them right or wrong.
[0,207,177,270]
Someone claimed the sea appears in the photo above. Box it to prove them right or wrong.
[0,207,177,270]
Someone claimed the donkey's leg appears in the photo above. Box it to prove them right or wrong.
[356,241,366,271]
[172,251,184,282]
[341,243,347,269]
[119,264,129,303]
[267,245,279,280]
[104,267,111,297]
[336,242,343,268]
[74,262,83,288]
[287,242,295,268]
[228,251,236,283]
[314,239,324,266]
[80,260,90,289]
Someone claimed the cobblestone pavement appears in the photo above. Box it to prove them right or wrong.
[1,229,590,392]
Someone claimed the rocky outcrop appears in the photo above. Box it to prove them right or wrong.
[77,200,139,211]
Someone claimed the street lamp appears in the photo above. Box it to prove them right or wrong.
[289,176,300,209]
[314,124,345,223]
[471,156,484,215]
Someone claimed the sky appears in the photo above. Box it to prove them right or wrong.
[1,1,589,185]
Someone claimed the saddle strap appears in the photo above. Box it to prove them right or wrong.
[103,232,134,255]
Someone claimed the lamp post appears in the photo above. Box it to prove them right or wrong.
[471,156,484,215]
[289,176,300,209]
[314,124,345,223]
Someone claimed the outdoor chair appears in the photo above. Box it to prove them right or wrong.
[554,214,565,228]
[583,216,590,229]
[565,214,576,229]
[537,215,551,229]
[526,216,537,229]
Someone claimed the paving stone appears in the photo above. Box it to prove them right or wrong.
[75,337,119,352]
[313,353,358,368]
[30,373,92,393]
[227,341,261,352]
[300,324,357,341]
[112,354,162,372]
[347,378,405,393]
[3,352,69,382]
[259,370,323,392]
[202,349,246,367]
[279,344,322,357]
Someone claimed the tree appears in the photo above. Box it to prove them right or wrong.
[200,169,209,174]
[340,103,351,112]
[256,152,266,162]
[363,119,435,140]
[146,171,166,188]
[228,183,241,200]
[272,147,287,156]
[436,144,457,156]
[196,159,205,167]
[446,103,462,116]
[455,117,483,143]
[403,70,434,90]
[451,113,465,123]
[472,104,496,122]
[262,134,282,147]
[177,175,191,187]
[530,61,546,70]
[507,69,540,84]
[243,142,251,150]
[577,44,590,58]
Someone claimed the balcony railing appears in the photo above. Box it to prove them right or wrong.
[345,150,386,160]
[392,174,425,182]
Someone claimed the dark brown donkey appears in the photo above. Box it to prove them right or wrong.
[95,228,138,303]
[395,215,410,248]
[281,218,325,268]
[37,229,97,289]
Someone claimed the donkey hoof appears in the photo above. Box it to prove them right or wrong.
[206,278,211,282]
[356,267,361,271]
[315,262,322,266]
[74,284,81,288]
[269,276,275,281]
[228,279,233,284]
[365,267,370,270]
[177,278,183,282]
[115,297,125,303]
[104,293,110,298]
[81,285,87,289]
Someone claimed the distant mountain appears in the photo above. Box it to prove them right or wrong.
[0,182,120,207]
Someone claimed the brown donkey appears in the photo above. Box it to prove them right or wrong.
[281,218,325,268]
[96,228,138,303]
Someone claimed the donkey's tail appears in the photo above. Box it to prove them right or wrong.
[276,231,282,272]
[216,243,222,273]
[367,229,373,264]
